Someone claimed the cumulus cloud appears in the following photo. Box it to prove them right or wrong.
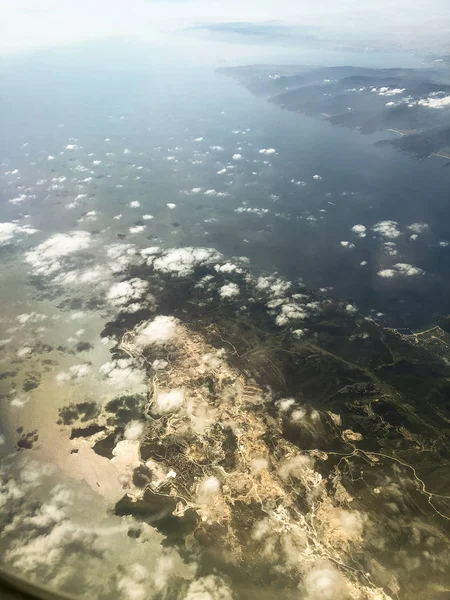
[417,95,450,108]
[56,363,91,384]
[259,148,276,155]
[150,247,222,276]
[214,262,243,274]
[407,222,429,233]
[0,223,38,246]
[25,231,91,277]
[53,265,108,287]
[351,224,366,238]
[313,174,322,180]
[303,561,349,600]
[129,225,146,234]
[117,563,148,600]
[383,242,398,257]
[219,283,240,298]
[106,243,137,273]
[279,454,314,480]
[232,153,243,160]
[134,316,179,348]
[340,241,355,249]
[378,263,424,278]
[184,575,233,600]
[153,389,184,414]
[196,476,221,505]
[99,358,146,388]
[166,203,177,209]
[107,278,149,308]
[275,303,308,326]
[372,86,405,96]
[129,200,140,208]
[124,421,145,441]
[235,206,269,216]
[372,220,401,239]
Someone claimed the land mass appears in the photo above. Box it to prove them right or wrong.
[218,64,450,160]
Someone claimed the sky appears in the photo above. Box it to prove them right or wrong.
[1,0,450,60]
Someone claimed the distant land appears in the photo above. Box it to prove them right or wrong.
[218,64,450,161]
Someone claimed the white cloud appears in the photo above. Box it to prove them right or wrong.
[150,247,222,276]
[106,243,137,272]
[219,283,240,298]
[351,224,366,237]
[275,303,307,326]
[47,155,55,161]
[373,86,405,96]
[214,262,242,274]
[184,575,233,600]
[134,315,179,348]
[280,454,314,480]
[99,358,146,388]
[340,241,355,249]
[9,194,28,205]
[129,200,140,208]
[378,263,424,277]
[17,312,47,325]
[107,278,149,308]
[378,269,396,278]
[232,153,243,160]
[153,389,184,414]
[117,563,148,600]
[372,220,401,238]
[124,420,145,441]
[197,476,221,504]
[57,363,91,383]
[407,222,429,233]
[166,203,177,209]
[303,562,349,600]
[383,242,398,257]
[210,145,224,151]
[259,148,276,155]
[0,222,38,246]
[25,231,91,276]
[250,458,268,473]
[313,174,322,180]
[417,95,450,108]
[141,246,161,258]
[277,398,296,411]
[393,263,424,276]
[142,214,154,220]
[53,265,107,286]
[17,346,32,358]
[129,225,146,234]
[235,207,269,216]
